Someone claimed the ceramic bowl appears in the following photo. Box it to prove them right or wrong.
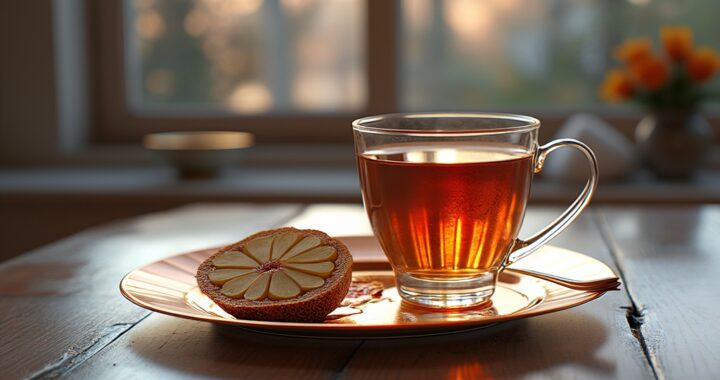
[143,131,255,179]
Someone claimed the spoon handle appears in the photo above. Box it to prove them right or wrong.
[505,267,621,292]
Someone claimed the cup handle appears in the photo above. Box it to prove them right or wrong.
[502,139,599,268]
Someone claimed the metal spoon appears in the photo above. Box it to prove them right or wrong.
[505,267,621,292]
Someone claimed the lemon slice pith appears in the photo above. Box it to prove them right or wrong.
[210,232,337,300]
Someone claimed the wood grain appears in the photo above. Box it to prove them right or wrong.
[339,207,653,379]
[14,203,713,379]
[599,206,720,379]
[0,203,302,379]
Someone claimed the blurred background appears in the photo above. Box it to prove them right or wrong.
[1,0,719,260]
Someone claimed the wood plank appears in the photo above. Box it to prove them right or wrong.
[0,203,302,379]
[599,206,720,379]
[61,205,378,379]
[67,313,360,380]
[330,206,653,379]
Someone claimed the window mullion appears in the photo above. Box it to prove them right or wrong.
[366,0,398,114]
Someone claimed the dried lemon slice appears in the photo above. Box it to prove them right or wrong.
[196,228,353,322]
[204,230,342,301]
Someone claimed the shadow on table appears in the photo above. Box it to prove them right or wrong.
[339,311,613,378]
[127,310,611,379]
[125,315,359,378]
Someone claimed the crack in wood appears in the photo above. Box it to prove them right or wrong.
[623,305,645,333]
[333,340,364,379]
[593,211,663,380]
[621,304,650,349]
[26,313,151,379]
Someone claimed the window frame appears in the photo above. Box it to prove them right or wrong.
[88,0,397,143]
[88,1,719,145]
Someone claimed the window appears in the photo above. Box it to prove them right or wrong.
[91,0,720,142]
[90,0,396,142]
[401,0,720,111]
[126,0,365,114]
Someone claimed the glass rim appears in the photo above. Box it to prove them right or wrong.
[352,112,541,136]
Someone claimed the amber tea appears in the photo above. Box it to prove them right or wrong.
[358,142,533,280]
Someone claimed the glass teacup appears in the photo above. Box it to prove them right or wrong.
[353,113,598,308]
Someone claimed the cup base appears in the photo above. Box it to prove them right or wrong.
[395,271,496,309]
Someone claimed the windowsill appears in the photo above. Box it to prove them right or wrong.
[1,165,720,204]
[0,143,357,168]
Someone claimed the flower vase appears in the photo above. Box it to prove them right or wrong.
[635,111,712,180]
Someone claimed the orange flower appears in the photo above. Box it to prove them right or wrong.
[661,26,693,62]
[614,38,653,66]
[600,70,634,101]
[629,55,668,90]
[687,48,719,82]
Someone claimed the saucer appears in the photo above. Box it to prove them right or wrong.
[120,237,617,339]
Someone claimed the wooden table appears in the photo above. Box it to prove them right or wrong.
[1,203,718,379]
